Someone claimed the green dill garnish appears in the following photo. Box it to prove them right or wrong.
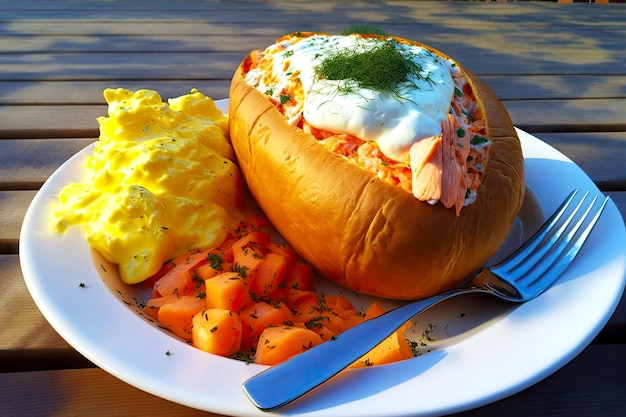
[456,128,465,138]
[470,135,489,146]
[231,263,249,278]
[304,315,327,330]
[207,252,224,270]
[279,94,292,104]
[313,39,426,96]
[340,25,389,36]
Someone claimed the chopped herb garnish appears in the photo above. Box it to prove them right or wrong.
[207,252,224,270]
[314,39,429,96]
[340,25,389,36]
[470,135,489,146]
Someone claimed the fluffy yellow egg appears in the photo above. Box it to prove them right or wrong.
[54,88,244,284]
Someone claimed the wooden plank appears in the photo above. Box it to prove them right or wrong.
[0,190,35,253]
[0,255,76,353]
[0,41,623,82]
[0,52,246,81]
[535,132,626,190]
[0,2,624,26]
[0,139,94,190]
[1,76,624,106]
[457,344,626,417]
[482,75,626,101]
[0,80,231,105]
[0,366,227,416]
[0,344,623,417]
[1,98,624,139]
[502,99,626,133]
[0,34,283,53]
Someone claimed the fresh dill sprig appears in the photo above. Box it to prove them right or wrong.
[340,25,389,36]
[313,39,425,95]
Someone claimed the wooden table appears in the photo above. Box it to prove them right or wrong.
[1,1,624,416]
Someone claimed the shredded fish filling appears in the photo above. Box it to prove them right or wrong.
[244,32,491,214]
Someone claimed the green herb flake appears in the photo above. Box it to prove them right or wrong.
[314,39,427,95]
[340,25,389,36]
[470,135,489,146]
[207,252,224,270]
[279,94,292,105]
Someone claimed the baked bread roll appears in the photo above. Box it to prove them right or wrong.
[229,32,525,300]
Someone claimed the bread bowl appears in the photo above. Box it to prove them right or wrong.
[229,31,525,300]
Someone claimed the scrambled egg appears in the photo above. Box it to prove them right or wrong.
[54,88,244,284]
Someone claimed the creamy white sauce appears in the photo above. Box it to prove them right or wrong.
[248,35,456,162]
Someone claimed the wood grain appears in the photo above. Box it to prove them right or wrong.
[1,1,624,416]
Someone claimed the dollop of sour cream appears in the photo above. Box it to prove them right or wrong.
[247,35,456,162]
[54,88,243,284]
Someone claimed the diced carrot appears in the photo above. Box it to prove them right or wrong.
[205,272,252,313]
[152,251,207,298]
[157,295,206,340]
[254,325,322,366]
[285,288,316,305]
[289,291,320,321]
[192,308,242,357]
[146,213,415,367]
[232,245,264,279]
[143,293,181,320]
[232,230,271,252]
[320,312,346,334]
[266,241,297,268]
[251,252,287,298]
[196,261,232,280]
[338,309,365,328]
[143,260,175,288]
[363,301,386,320]
[350,322,413,368]
[239,301,290,351]
[194,248,232,281]
[287,263,313,291]
[324,294,354,311]
[240,212,269,231]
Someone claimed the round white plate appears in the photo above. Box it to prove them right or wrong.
[20,100,626,417]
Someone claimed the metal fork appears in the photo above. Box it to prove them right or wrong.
[242,189,609,411]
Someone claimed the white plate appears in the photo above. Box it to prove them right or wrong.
[20,100,626,417]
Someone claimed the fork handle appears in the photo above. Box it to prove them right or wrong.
[241,289,466,410]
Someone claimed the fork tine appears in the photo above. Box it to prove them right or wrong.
[499,190,591,279]
[529,195,609,289]
[492,189,579,276]
[493,190,608,291]
[519,192,598,283]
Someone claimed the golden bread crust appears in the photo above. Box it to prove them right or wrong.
[229,34,525,300]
